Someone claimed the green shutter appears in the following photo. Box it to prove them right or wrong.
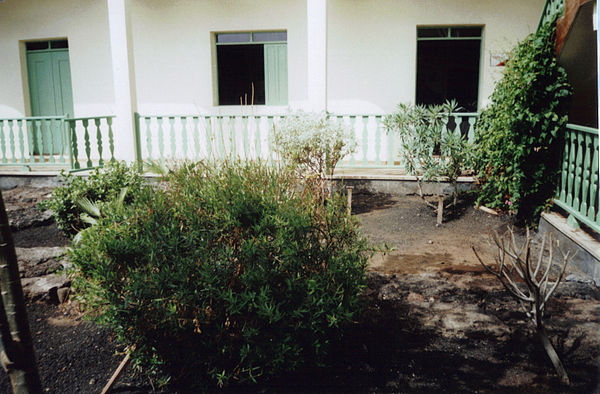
[264,44,288,105]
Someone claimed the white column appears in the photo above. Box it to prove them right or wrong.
[107,0,138,162]
[307,0,327,112]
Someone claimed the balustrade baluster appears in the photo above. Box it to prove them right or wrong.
[8,120,16,163]
[181,117,188,159]
[229,116,237,158]
[18,120,26,163]
[573,131,584,210]
[192,116,200,161]
[254,117,262,159]
[374,116,382,166]
[26,120,35,164]
[157,117,165,162]
[559,129,570,201]
[82,119,92,168]
[48,119,56,163]
[467,117,476,143]
[267,116,274,164]
[35,120,44,161]
[361,116,368,166]
[348,116,356,166]
[57,118,66,163]
[69,120,80,169]
[105,117,114,163]
[95,118,103,166]
[144,117,152,161]
[205,117,213,159]
[580,133,592,217]
[169,117,176,160]
[242,116,249,159]
[566,130,577,206]
[589,138,599,224]
[0,120,6,163]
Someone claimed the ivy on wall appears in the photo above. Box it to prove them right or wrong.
[474,19,571,225]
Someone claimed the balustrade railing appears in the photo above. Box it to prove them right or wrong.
[135,112,479,168]
[67,116,116,170]
[539,0,565,28]
[0,116,70,169]
[554,124,600,234]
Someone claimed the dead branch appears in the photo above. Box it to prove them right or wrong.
[472,228,572,385]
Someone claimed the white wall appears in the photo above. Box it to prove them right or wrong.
[327,0,545,114]
[129,0,308,115]
[0,0,544,119]
[0,0,114,117]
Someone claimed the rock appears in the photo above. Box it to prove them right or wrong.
[21,274,71,303]
[57,287,70,303]
[9,208,53,230]
[428,240,433,244]
[16,247,67,278]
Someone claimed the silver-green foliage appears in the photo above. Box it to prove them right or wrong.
[384,101,473,202]
[271,110,356,178]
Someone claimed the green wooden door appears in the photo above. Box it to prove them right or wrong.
[26,49,73,154]
[264,44,288,105]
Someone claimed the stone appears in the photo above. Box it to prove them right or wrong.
[16,247,67,278]
[21,274,71,303]
[57,287,70,304]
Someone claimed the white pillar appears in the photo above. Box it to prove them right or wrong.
[307,0,327,112]
[107,0,138,163]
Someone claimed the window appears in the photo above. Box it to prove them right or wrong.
[416,26,482,112]
[215,31,288,106]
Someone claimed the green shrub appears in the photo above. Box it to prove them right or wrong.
[39,162,147,236]
[384,101,474,206]
[473,20,571,224]
[69,161,369,388]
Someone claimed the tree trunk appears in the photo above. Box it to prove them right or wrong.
[538,324,570,385]
[0,191,42,393]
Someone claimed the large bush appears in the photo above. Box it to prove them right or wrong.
[69,161,369,388]
[39,162,147,236]
[474,20,571,224]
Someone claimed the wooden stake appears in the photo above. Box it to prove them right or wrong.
[101,352,131,394]
[437,195,444,225]
[346,186,354,216]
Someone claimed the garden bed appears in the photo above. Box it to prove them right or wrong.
[0,187,598,393]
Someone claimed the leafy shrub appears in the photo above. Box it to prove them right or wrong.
[384,101,474,206]
[271,110,356,180]
[39,162,147,236]
[473,20,571,224]
[69,161,369,388]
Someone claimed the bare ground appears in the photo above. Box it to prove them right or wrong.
[0,187,599,393]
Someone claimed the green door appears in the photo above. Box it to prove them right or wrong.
[264,44,288,105]
[26,44,73,155]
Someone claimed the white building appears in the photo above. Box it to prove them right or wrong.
[0,0,544,162]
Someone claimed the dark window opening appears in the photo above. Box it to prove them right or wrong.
[416,27,482,112]
[217,44,265,105]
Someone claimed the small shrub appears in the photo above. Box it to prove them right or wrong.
[271,110,356,182]
[69,161,369,388]
[39,162,147,236]
[473,20,571,224]
[384,101,474,207]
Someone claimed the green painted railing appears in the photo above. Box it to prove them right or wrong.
[554,124,600,234]
[0,116,71,169]
[135,112,479,168]
[67,116,116,171]
[539,0,565,28]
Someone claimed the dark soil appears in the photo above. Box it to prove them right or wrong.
[1,187,599,393]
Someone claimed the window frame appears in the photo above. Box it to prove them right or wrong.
[415,26,484,112]
[212,30,288,107]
